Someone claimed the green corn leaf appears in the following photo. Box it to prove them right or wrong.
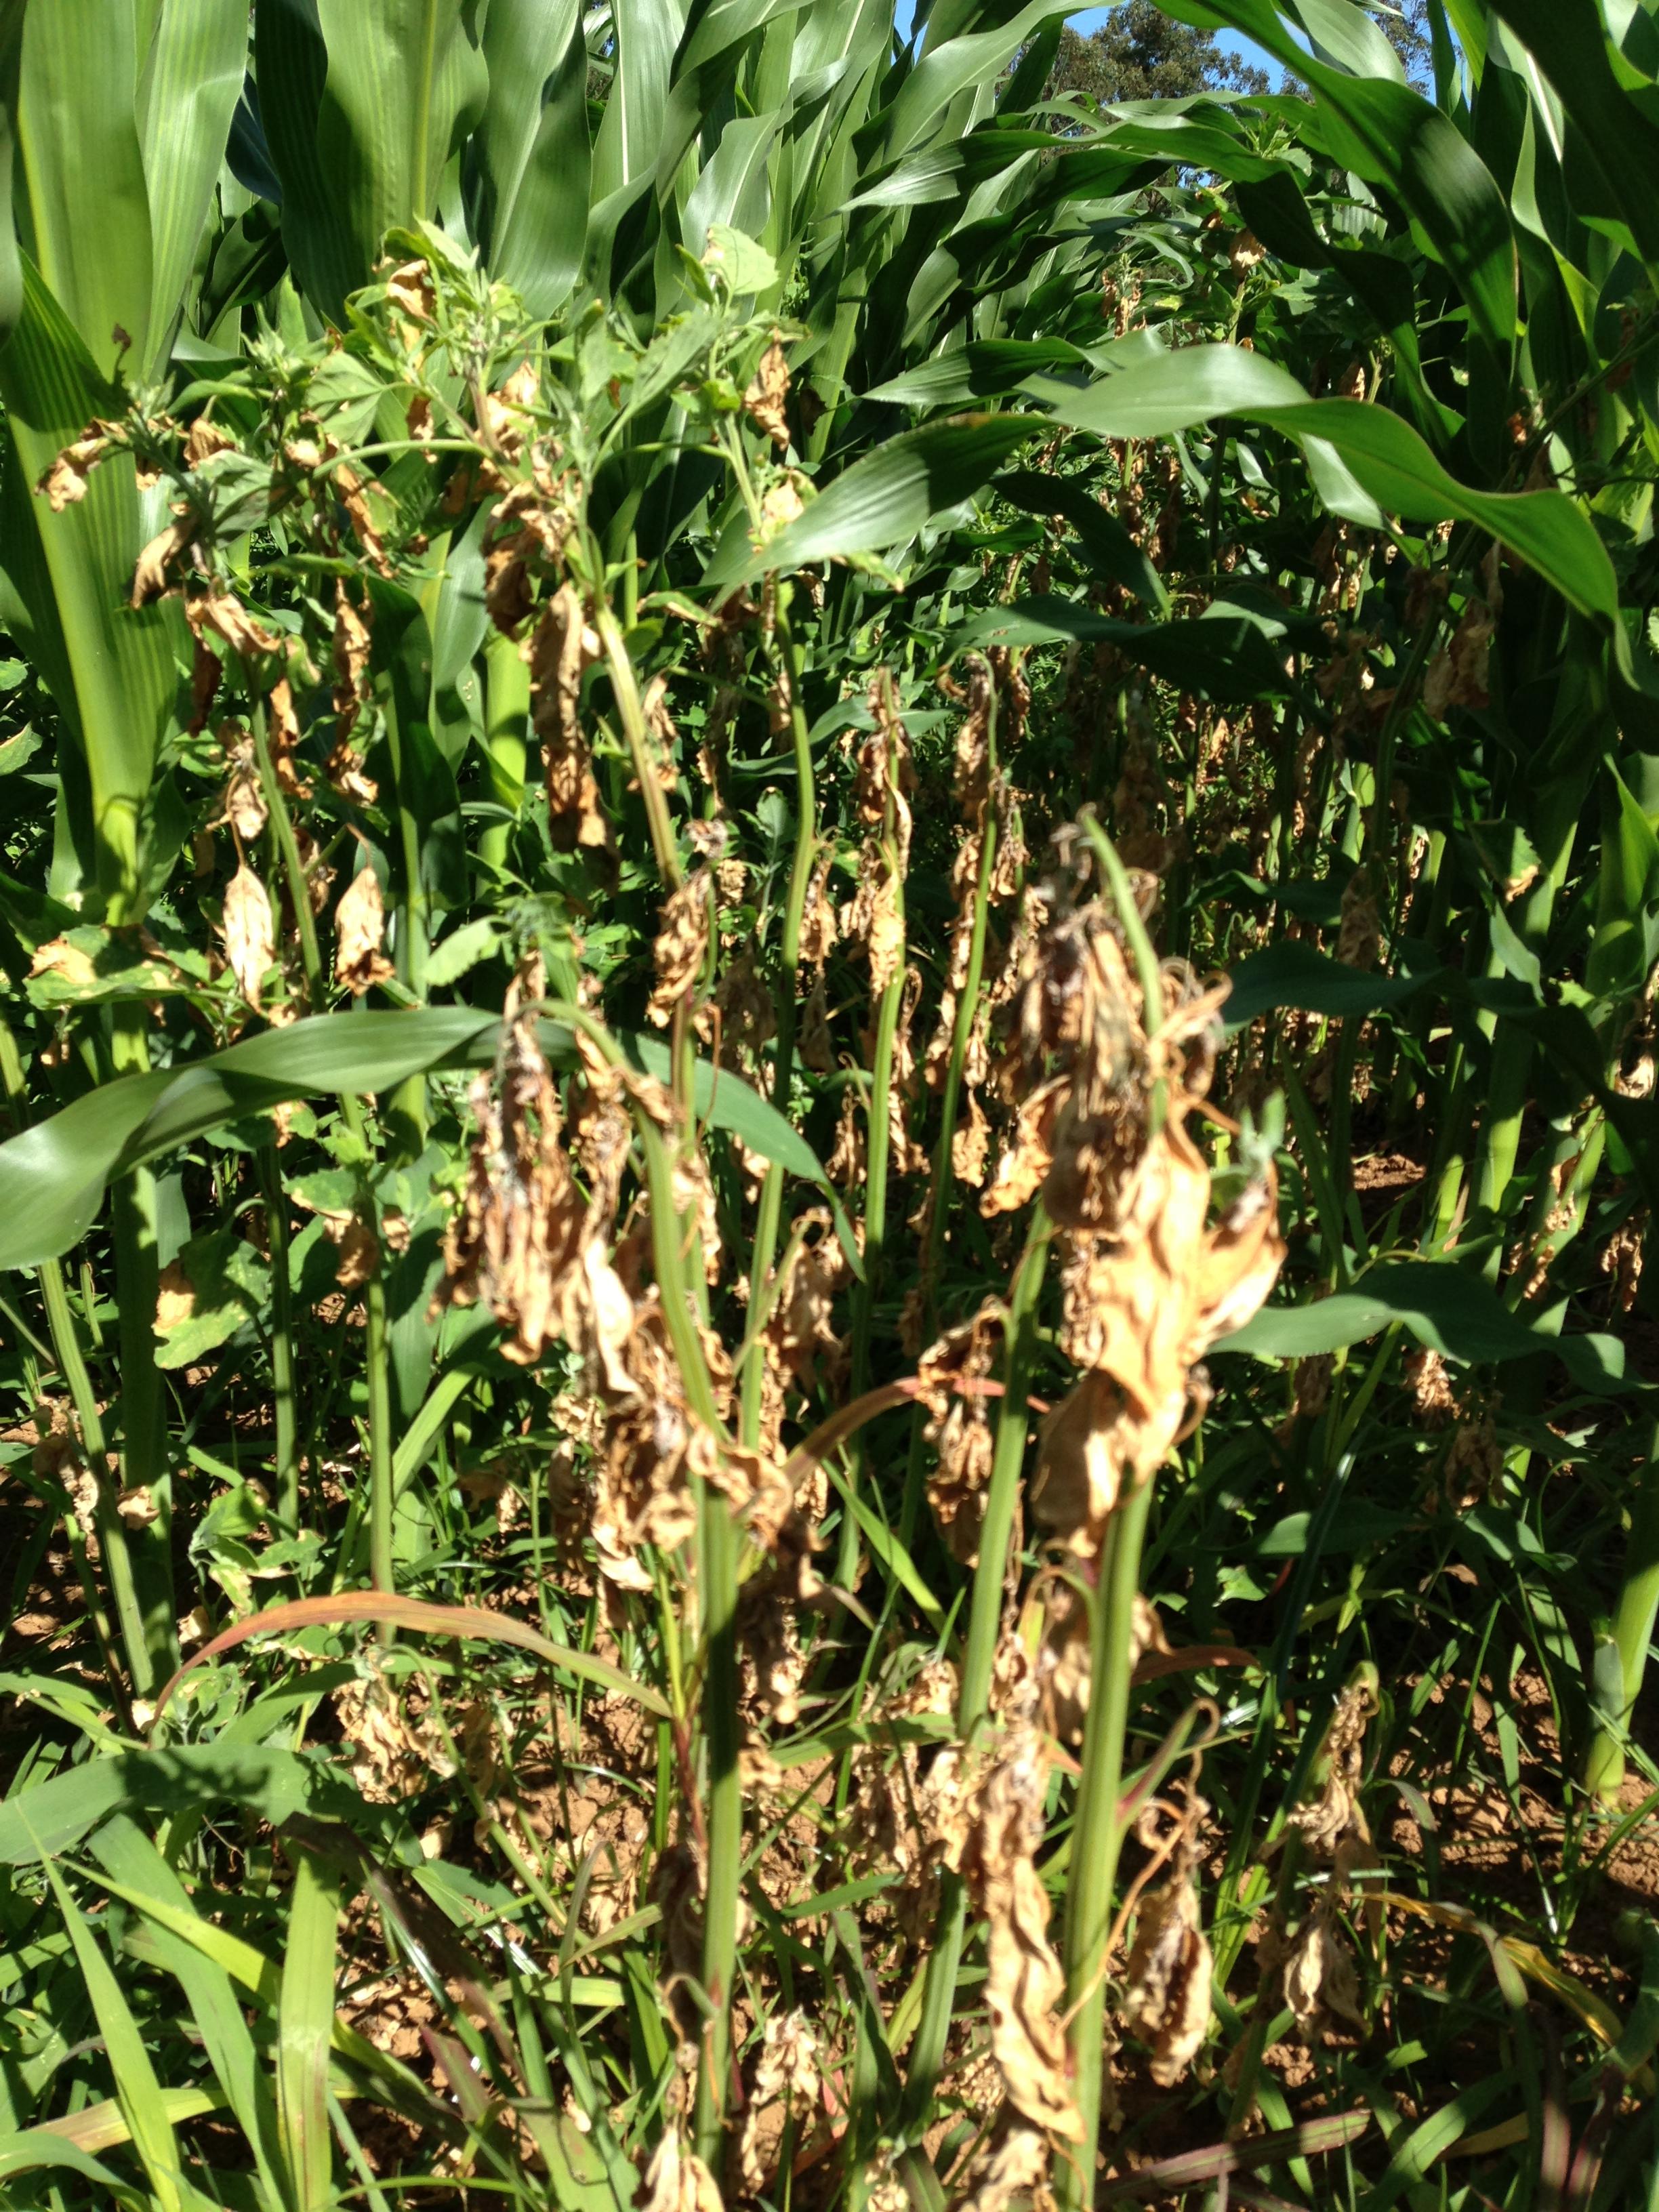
[278,1844,342,2212]
[0,1008,499,1268]
[314,0,488,292]
[951,594,1293,699]
[474,0,590,318]
[0,260,179,916]
[989,470,1169,610]
[722,411,1042,584]
[16,0,154,373]
[137,0,252,377]
[0,2131,150,2207]
[863,337,1106,407]
[589,0,684,248]
[1221,941,1438,1027]
[653,0,804,210]
[0,1008,842,1268]
[1486,0,1659,270]
[253,0,343,313]
[0,1,23,350]
[259,0,488,321]
[869,0,1070,167]
[83,1853,448,2121]
[1588,766,1659,1000]
[1165,0,1516,350]
[1027,346,1619,621]
[16,2088,222,2159]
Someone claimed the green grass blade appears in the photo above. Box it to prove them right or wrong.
[277,1843,343,2212]
[30,1837,190,2212]
[91,1814,289,2209]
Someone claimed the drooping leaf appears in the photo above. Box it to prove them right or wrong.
[154,1593,675,1720]
[0,1744,352,1866]
[1164,0,1517,350]
[949,594,1294,699]
[0,1008,843,1269]
[724,411,1042,584]
[1028,347,1619,621]
[1221,942,1439,1029]
[1218,1259,1630,1392]
[991,467,1170,609]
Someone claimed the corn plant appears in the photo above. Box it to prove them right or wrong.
[4,2,1659,2209]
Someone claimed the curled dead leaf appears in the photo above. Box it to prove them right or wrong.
[530,583,611,859]
[132,508,197,605]
[41,424,117,509]
[647,872,711,1025]
[334,865,394,997]
[215,725,268,841]
[640,2118,723,2212]
[186,590,283,659]
[1121,1804,1213,2086]
[1280,1896,1367,2036]
[743,340,792,447]
[266,678,312,800]
[220,863,275,1009]
[919,1303,1005,1565]
[184,415,236,468]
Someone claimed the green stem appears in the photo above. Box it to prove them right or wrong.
[739,605,817,1448]
[365,1271,395,1594]
[900,1213,1052,2137]
[1586,1419,1659,1805]
[252,702,325,1004]
[1059,1474,1158,2208]
[253,707,394,1584]
[633,1110,734,2163]
[106,1004,175,1681]
[594,602,681,890]
[838,949,905,1589]
[258,1146,300,1530]
[480,625,529,876]
[38,1258,153,1698]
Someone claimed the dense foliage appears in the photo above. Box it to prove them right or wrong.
[3,2,1659,2210]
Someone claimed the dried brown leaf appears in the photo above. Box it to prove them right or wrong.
[334,865,394,996]
[220,863,274,1008]
[132,509,197,605]
[1121,1873,1212,2085]
[41,426,115,510]
[647,872,711,1026]
[743,340,792,447]
[529,582,611,857]
[266,677,312,799]
[184,415,236,468]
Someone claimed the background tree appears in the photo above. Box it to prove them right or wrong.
[1048,0,1271,102]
